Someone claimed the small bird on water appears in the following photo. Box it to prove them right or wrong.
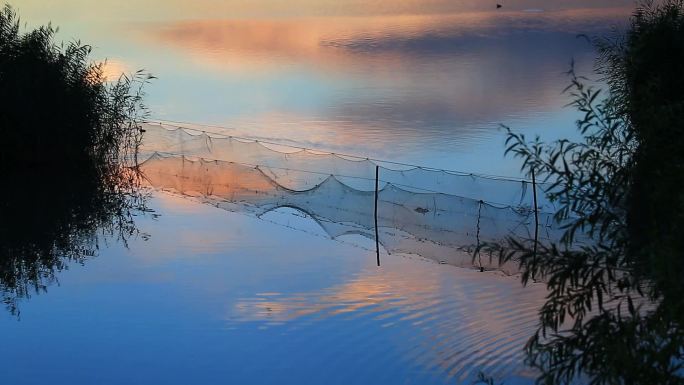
[496,3,502,8]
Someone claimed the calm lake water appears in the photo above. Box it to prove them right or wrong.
[3,1,631,384]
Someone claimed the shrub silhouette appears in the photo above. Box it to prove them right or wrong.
[495,1,684,383]
[0,5,152,315]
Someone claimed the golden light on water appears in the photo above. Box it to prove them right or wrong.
[141,8,631,74]
[99,59,131,81]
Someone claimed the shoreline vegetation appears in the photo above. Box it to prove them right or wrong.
[486,1,684,384]
[0,4,152,315]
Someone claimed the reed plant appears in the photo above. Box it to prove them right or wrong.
[0,5,153,315]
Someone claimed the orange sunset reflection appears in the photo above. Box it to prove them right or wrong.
[142,8,631,73]
[141,155,277,199]
[231,257,546,380]
[99,59,131,81]
[134,7,632,148]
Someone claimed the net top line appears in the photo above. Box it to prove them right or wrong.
[142,119,547,185]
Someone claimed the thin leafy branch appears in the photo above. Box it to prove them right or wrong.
[483,1,684,383]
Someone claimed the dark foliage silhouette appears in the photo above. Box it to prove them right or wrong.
[490,1,684,383]
[0,5,152,315]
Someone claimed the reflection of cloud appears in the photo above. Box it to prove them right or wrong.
[144,9,629,73]
[18,0,636,23]
[234,267,437,322]
[141,155,277,199]
[231,257,546,381]
[141,9,628,139]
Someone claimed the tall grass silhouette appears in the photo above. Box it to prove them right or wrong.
[0,5,152,315]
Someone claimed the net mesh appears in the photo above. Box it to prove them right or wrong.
[138,121,574,275]
[139,122,555,210]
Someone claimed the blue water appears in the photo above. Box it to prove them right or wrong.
[2,1,633,384]
[17,1,629,176]
[1,194,547,384]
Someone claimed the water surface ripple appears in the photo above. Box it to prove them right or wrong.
[230,250,545,384]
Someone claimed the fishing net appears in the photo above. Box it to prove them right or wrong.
[139,122,555,211]
[139,137,571,274]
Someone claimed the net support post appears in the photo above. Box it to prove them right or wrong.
[375,165,380,266]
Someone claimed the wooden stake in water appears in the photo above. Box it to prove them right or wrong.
[476,200,483,272]
[375,165,380,266]
[532,169,539,258]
